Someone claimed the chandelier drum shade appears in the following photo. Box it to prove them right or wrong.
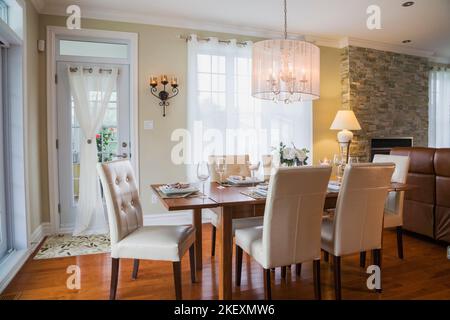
[252,0,320,103]
[252,39,320,102]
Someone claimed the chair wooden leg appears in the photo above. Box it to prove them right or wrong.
[360,252,366,268]
[132,259,139,280]
[189,244,196,283]
[313,260,321,300]
[172,262,182,300]
[373,249,382,293]
[281,266,287,279]
[110,258,120,300]
[296,263,302,277]
[263,269,272,300]
[235,245,243,286]
[333,256,342,300]
[396,226,404,259]
[211,226,216,257]
[323,251,329,262]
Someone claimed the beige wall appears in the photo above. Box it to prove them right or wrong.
[29,13,342,232]
[25,0,47,233]
[313,46,342,164]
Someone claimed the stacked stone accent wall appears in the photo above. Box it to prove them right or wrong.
[341,46,429,160]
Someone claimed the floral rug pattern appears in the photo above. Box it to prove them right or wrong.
[34,234,111,260]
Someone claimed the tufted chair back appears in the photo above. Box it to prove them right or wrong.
[262,166,332,267]
[331,163,395,256]
[97,160,143,245]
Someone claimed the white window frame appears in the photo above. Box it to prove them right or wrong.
[47,26,139,234]
[0,0,30,293]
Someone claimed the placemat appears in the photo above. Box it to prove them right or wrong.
[240,190,267,199]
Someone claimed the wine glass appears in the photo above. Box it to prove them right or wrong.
[197,161,210,199]
[247,160,261,189]
[348,156,359,165]
[215,157,227,189]
[333,154,345,183]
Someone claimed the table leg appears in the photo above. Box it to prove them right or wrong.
[193,208,202,271]
[218,206,233,300]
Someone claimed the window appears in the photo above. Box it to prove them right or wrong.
[186,36,312,179]
[59,40,128,59]
[0,46,8,261]
[0,0,7,24]
[429,69,450,148]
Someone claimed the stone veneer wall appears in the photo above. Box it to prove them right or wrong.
[341,46,430,160]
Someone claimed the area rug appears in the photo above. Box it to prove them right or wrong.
[34,234,110,260]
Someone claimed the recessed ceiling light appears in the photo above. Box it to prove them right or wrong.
[402,1,415,7]
[402,40,412,44]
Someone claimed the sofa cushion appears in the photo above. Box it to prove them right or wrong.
[403,200,435,238]
[391,147,435,175]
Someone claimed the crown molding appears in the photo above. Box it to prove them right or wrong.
[341,37,436,59]
[39,2,345,47]
[38,2,450,62]
[30,0,45,12]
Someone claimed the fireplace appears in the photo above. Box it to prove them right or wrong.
[370,137,413,161]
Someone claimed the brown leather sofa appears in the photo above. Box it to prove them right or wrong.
[391,147,450,243]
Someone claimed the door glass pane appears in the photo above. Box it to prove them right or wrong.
[71,86,119,205]
[0,0,8,24]
[60,40,128,59]
[0,47,7,259]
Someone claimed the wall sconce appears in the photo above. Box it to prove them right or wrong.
[149,75,179,117]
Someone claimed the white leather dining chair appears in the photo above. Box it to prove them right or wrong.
[321,163,395,300]
[208,155,264,257]
[359,155,410,266]
[235,166,332,300]
[97,160,196,300]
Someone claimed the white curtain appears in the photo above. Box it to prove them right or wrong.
[186,35,312,181]
[68,66,118,236]
[429,69,450,148]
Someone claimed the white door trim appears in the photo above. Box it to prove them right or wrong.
[46,26,139,234]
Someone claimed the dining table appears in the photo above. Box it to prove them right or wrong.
[151,181,413,300]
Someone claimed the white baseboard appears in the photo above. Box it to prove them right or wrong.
[0,222,51,293]
[30,222,51,246]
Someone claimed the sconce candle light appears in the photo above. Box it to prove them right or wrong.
[149,75,179,117]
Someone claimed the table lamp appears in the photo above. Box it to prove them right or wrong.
[330,110,362,163]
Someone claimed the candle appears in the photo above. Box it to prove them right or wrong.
[171,77,178,85]
[161,75,168,83]
[150,77,157,86]
[320,157,331,166]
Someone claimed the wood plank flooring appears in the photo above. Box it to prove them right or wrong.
[2,225,450,300]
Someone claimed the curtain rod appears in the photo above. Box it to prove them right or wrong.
[69,67,120,74]
[430,65,449,71]
[178,35,249,46]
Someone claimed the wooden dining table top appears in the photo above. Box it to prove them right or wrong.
[151,181,413,211]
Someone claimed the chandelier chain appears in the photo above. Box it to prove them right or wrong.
[284,0,288,39]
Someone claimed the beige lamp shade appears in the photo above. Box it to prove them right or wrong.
[330,110,362,131]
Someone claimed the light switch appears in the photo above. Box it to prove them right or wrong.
[144,120,154,130]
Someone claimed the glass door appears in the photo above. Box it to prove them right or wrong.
[0,47,7,260]
[56,62,130,229]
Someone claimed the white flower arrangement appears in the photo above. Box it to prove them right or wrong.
[273,142,310,167]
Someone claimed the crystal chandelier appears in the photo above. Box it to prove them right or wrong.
[252,0,320,103]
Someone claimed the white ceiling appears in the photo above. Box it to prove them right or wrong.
[34,0,450,62]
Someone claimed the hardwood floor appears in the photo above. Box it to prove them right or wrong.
[3,224,450,300]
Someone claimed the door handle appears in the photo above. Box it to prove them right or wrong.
[113,153,128,159]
